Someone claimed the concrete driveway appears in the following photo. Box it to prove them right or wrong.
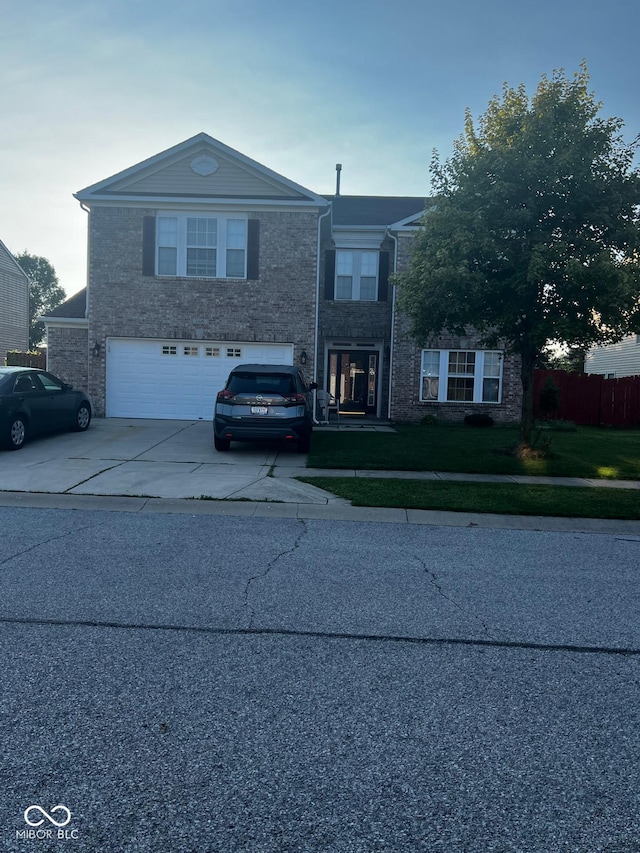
[0,418,340,504]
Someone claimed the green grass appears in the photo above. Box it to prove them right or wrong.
[299,477,640,519]
[308,424,640,480]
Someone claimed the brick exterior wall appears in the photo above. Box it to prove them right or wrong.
[317,236,395,417]
[46,326,89,394]
[87,206,319,415]
[390,233,522,423]
[53,195,524,423]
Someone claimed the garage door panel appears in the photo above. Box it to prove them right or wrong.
[106,339,294,419]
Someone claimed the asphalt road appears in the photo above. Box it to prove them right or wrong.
[1,506,640,852]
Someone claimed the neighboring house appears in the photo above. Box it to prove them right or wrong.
[585,336,640,378]
[0,239,29,363]
[43,133,521,423]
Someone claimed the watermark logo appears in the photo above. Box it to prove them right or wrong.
[24,806,71,828]
[16,805,78,842]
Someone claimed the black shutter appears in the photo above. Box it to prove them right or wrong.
[324,250,336,300]
[142,216,156,276]
[378,251,390,301]
[247,219,260,279]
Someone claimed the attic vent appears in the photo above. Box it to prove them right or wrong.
[190,155,219,176]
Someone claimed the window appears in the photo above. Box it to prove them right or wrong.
[227,372,295,396]
[183,346,199,357]
[420,350,503,404]
[14,374,39,393]
[205,347,221,357]
[37,373,64,392]
[157,214,247,278]
[226,347,242,358]
[335,250,378,301]
[162,345,177,355]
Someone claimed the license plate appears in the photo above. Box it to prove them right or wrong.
[251,406,269,415]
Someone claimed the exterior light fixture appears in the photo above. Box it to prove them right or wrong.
[92,342,101,358]
[300,350,307,365]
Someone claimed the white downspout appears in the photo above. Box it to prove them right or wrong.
[386,228,398,421]
[313,203,332,423]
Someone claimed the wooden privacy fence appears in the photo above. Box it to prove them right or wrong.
[4,350,46,369]
[534,369,640,427]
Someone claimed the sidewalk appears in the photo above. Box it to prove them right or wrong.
[283,466,640,490]
[1,416,638,532]
[1,488,640,535]
[2,465,640,535]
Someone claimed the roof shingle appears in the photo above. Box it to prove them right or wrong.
[44,289,87,319]
[325,195,426,226]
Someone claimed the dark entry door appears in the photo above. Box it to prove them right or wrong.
[328,350,378,416]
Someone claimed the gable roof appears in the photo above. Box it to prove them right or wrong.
[75,133,329,207]
[326,195,426,227]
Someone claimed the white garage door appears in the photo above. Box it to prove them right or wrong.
[106,338,295,419]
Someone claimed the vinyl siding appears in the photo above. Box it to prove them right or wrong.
[109,151,306,199]
[0,244,29,359]
[585,336,640,377]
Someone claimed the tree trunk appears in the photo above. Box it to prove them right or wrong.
[519,349,537,446]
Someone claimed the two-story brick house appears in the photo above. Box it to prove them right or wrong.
[44,133,521,423]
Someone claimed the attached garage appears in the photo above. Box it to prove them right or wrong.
[105,338,294,419]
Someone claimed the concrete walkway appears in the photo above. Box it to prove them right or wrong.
[292,466,640,490]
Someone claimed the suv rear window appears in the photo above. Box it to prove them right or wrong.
[227,373,296,396]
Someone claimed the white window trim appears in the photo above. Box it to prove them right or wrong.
[420,349,503,404]
[156,212,248,279]
[335,249,379,301]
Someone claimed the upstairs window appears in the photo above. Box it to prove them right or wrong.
[156,214,247,279]
[420,350,503,404]
[335,250,379,301]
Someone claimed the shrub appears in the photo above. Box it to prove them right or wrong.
[420,414,439,426]
[538,377,560,419]
[464,413,494,427]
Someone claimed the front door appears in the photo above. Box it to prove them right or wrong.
[328,350,378,416]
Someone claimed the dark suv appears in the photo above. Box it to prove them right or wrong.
[213,364,317,453]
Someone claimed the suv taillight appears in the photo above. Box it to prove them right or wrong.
[217,389,236,400]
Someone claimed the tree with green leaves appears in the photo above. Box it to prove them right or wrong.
[13,252,66,349]
[537,345,587,373]
[399,64,640,446]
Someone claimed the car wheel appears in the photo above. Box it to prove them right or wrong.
[214,434,230,452]
[7,416,27,450]
[74,403,92,431]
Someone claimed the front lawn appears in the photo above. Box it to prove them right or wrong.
[308,424,640,480]
[298,477,640,519]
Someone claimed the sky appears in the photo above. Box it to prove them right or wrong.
[1,0,638,298]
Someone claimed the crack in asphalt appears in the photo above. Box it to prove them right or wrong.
[242,519,308,628]
[0,614,639,657]
[419,557,506,642]
[0,523,98,568]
